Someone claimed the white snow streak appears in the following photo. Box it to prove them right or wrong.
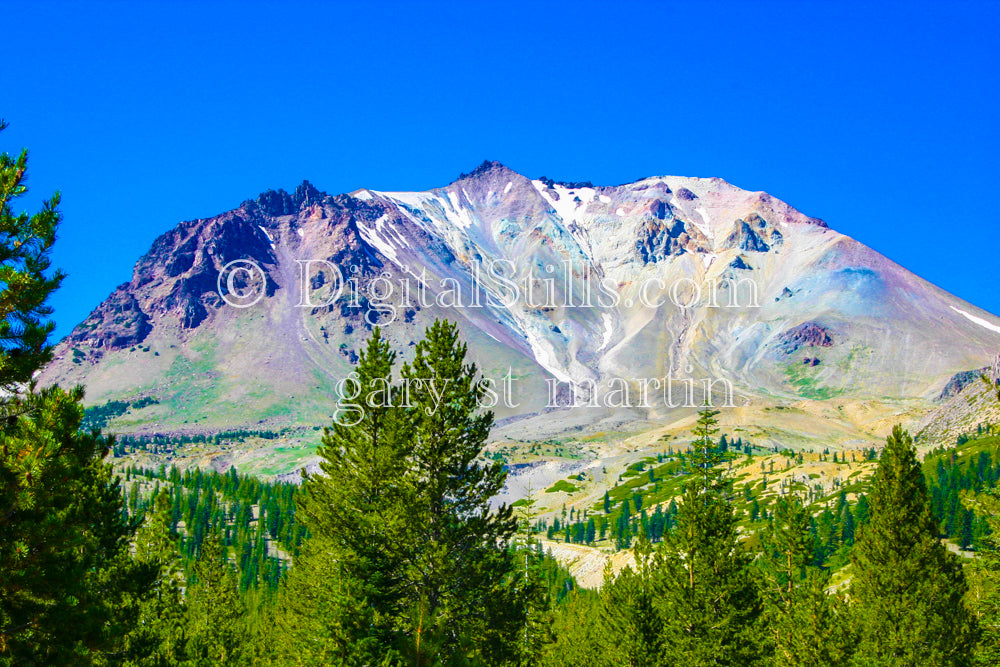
[445,191,474,229]
[597,313,614,352]
[355,215,406,266]
[523,327,573,383]
[951,306,1000,336]
[692,207,713,242]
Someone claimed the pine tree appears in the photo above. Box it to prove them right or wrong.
[0,120,65,392]
[960,490,1000,664]
[0,387,154,664]
[185,531,247,665]
[399,319,521,663]
[0,122,157,663]
[849,425,977,665]
[505,521,551,666]
[757,496,851,666]
[278,327,408,663]
[652,408,763,666]
[597,534,662,666]
[124,490,187,665]
[279,321,523,664]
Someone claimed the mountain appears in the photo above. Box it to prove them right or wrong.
[38,161,1000,473]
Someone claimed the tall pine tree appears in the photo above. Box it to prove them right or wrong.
[280,321,523,664]
[0,120,65,392]
[596,533,662,666]
[398,319,521,664]
[124,489,187,665]
[849,425,977,665]
[185,531,247,665]
[652,408,763,666]
[757,496,851,666]
[278,327,409,664]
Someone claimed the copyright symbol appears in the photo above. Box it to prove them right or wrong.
[218,259,266,308]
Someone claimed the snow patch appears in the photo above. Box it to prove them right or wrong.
[504,181,513,194]
[523,326,573,383]
[597,313,614,352]
[445,190,474,229]
[355,214,406,266]
[296,228,304,238]
[616,208,626,217]
[599,195,611,204]
[353,190,373,201]
[951,306,1000,336]
[533,181,596,227]
[257,225,274,243]
[692,207,714,243]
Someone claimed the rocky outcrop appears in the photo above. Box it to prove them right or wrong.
[777,321,835,354]
[938,368,990,401]
[66,185,335,348]
[635,217,690,263]
[253,179,326,216]
[724,213,784,252]
[633,198,714,263]
[69,288,151,350]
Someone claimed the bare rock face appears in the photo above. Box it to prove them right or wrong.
[65,186,311,347]
[633,197,718,263]
[66,178,413,351]
[777,321,835,354]
[635,215,691,262]
[69,289,151,351]
[938,367,990,401]
[133,210,279,331]
[724,213,784,252]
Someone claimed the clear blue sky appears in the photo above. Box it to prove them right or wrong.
[3,1,998,341]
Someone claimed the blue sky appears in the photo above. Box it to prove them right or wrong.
[3,0,998,341]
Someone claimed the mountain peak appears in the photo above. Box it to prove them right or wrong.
[454,160,515,182]
[253,179,328,216]
[293,180,325,206]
